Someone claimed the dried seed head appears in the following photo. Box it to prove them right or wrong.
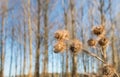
[54,30,69,41]
[87,39,97,47]
[54,30,62,40]
[62,30,70,41]
[101,65,115,76]
[69,39,82,54]
[92,25,105,36]
[98,37,109,47]
[54,41,66,53]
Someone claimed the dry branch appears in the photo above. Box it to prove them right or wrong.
[82,49,104,63]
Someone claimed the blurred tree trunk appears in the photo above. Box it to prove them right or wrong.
[0,2,8,75]
[18,26,23,77]
[9,28,14,77]
[20,34,23,77]
[62,54,65,77]
[65,6,69,77]
[34,0,41,77]
[27,0,33,77]
[0,13,5,77]
[52,53,54,77]
[23,23,27,77]
[0,20,1,77]
[99,0,107,63]
[62,0,69,76]
[111,24,118,69]
[70,0,77,77]
[43,0,49,76]
[22,1,27,76]
[109,0,118,69]
[15,44,18,76]
[100,0,105,26]
[20,40,22,77]
[81,27,87,73]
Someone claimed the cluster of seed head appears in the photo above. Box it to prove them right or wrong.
[54,41,66,53]
[88,25,109,47]
[54,30,83,54]
[92,25,105,37]
[69,39,82,54]
[54,30,69,53]
[98,37,109,47]
[101,65,115,77]
[87,39,97,47]
[54,27,118,77]
[54,30,69,41]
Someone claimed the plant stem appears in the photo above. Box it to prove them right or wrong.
[82,49,105,63]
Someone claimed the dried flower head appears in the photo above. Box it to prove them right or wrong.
[54,30,62,40]
[54,41,66,53]
[54,30,69,41]
[98,37,109,47]
[69,39,82,54]
[92,25,105,36]
[87,39,97,47]
[101,65,115,77]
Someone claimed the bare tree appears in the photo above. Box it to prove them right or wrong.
[27,0,33,77]
[43,0,49,77]
[34,0,41,77]
[99,0,107,63]
[15,45,18,77]
[22,1,28,76]
[109,0,118,70]
[23,22,27,77]
[62,0,69,76]
[0,11,5,77]
[70,0,77,77]
[9,27,14,77]
[0,1,8,76]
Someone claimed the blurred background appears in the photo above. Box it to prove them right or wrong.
[0,0,120,77]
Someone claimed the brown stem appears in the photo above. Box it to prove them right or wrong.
[114,72,119,77]
[102,46,107,63]
[96,47,104,56]
[82,49,105,63]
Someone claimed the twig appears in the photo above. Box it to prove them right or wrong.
[114,72,120,77]
[82,49,105,63]
[96,47,104,56]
